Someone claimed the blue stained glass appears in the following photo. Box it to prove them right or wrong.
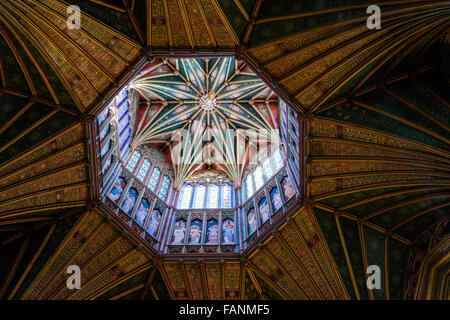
[254,166,264,190]
[120,134,130,151]
[245,173,254,199]
[119,127,130,145]
[118,101,130,121]
[97,107,109,126]
[207,184,219,208]
[126,150,141,172]
[137,159,150,182]
[117,102,127,118]
[118,115,129,134]
[158,176,170,200]
[273,148,283,170]
[193,184,206,208]
[263,157,273,178]
[222,184,233,208]
[179,185,193,209]
[117,87,128,105]
[147,167,161,191]
[99,124,110,141]
[100,139,111,158]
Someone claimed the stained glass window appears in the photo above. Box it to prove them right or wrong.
[120,135,130,151]
[207,184,219,208]
[126,150,141,172]
[117,88,128,105]
[100,139,111,158]
[119,126,129,144]
[193,184,206,208]
[147,167,161,191]
[245,173,254,200]
[222,184,233,208]
[99,124,110,141]
[97,107,109,126]
[137,159,150,182]
[102,155,113,174]
[179,185,193,209]
[118,115,129,134]
[254,165,264,190]
[263,157,273,178]
[273,148,283,170]
[117,101,129,120]
[158,176,170,200]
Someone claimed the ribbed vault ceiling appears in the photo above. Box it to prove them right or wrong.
[129,56,279,188]
[0,0,448,300]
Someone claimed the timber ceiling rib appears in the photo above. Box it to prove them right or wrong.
[309,62,450,299]
[14,209,171,300]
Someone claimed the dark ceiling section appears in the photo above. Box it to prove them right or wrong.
[0,19,79,165]
[239,1,449,115]
[319,69,450,149]
[325,21,450,104]
[67,0,146,44]
[96,268,172,300]
[0,209,84,300]
[311,37,450,299]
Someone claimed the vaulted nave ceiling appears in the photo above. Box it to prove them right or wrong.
[0,0,448,300]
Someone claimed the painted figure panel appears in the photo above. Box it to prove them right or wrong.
[134,198,150,226]
[121,187,138,214]
[259,197,270,225]
[189,219,203,244]
[147,209,162,237]
[107,176,126,203]
[281,176,295,200]
[206,219,219,244]
[270,187,283,212]
[247,208,257,236]
[222,219,234,244]
[172,219,186,244]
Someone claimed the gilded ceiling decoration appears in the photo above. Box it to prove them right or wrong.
[0,0,448,301]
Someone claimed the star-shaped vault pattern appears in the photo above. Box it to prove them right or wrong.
[129,57,280,189]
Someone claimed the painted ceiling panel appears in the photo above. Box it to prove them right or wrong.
[309,61,449,299]
[66,0,144,43]
[313,207,356,299]
[216,0,247,40]
[363,226,386,299]
[387,238,410,300]
[242,270,259,300]
[340,217,369,300]
[96,267,152,300]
